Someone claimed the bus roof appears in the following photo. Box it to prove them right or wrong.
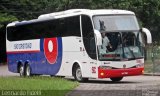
[7,9,135,27]
[38,9,135,19]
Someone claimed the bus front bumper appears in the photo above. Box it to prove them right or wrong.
[98,67,144,78]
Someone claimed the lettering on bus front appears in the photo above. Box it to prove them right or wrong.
[14,43,32,49]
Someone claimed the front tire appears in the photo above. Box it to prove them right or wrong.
[110,77,123,82]
[73,65,88,82]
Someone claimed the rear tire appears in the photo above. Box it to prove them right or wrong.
[19,65,24,77]
[73,65,88,82]
[25,65,32,77]
[110,77,123,82]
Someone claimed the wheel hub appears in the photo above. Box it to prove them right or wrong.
[76,68,82,80]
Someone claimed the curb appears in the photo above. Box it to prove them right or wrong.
[144,73,160,76]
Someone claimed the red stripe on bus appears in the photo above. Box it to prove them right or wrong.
[7,50,40,54]
[98,67,144,78]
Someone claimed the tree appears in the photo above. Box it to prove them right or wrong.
[0,0,160,63]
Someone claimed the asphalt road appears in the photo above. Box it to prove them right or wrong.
[0,65,160,96]
[0,65,18,76]
[68,76,160,96]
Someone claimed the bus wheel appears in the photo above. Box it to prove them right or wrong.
[74,65,88,82]
[25,65,31,77]
[110,77,123,82]
[19,65,24,77]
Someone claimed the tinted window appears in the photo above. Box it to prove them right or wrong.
[7,16,81,41]
[64,16,81,37]
[82,15,97,59]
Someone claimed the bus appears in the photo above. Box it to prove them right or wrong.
[6,9,152,82]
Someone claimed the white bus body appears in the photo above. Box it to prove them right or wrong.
[6,9,152,82]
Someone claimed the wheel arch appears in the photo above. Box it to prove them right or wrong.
[72,61,83,77]
[24,60,31,68]
[24,60,32,74]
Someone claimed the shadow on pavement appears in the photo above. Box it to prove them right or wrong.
[66,78,141,84]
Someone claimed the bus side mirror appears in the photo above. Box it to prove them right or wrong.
[94,30,102,45]
[141,28,152,44]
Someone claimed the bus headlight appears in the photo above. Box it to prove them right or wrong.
[99,66,112,70]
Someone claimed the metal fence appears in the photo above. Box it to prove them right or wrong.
[145,44,160,74]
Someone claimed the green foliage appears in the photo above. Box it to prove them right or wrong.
[0,13,17,28]
[0,0,160,62]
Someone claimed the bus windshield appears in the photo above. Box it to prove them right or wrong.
[93,15,144,61]
[93,15,139,32]
[97,32,144,61]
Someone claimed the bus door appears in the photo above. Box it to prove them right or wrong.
[81,15,97,77]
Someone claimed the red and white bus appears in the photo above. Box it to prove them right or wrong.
[6,9,152,82]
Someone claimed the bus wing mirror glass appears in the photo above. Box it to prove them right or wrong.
[141,28,152,44]
[94,30,102,45]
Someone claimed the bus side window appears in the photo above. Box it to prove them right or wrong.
[82,15,97,59]
[65,16,81,37]
[7,16,81,41]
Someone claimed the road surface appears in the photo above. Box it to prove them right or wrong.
[68,76,160,96]
[0,65,18,76]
